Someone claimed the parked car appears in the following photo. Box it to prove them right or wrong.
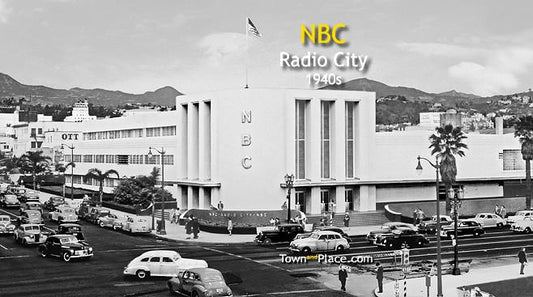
[167,268,233,297]
[20,201,42,215]
[56,223,85,241]
[439,219,484,238]
[0,214,16,234]
[470,213,506,228]
[38,234,93,262]
[43,196,66,211]
[506,210,533,225]
[87,207,111,224]
[97,213,123,230]
[366,222,418,243]
[417,215,453,234]
[0,194,20,208]
[313,226,351,242]
[121,216,151,233]
[374,227,429,249]
[255,224,305,245]
[123,250,208,279]
[10,187,26,200]
[19,210,43,224]
[290,230,350,254]
[13,223,51,246]
[49,205,78,223]
[510,217,533,233]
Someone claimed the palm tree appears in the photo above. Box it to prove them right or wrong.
[429,124,468,214]
[514,115,533,209]
[18,151,52,190]
[85,168,119,203]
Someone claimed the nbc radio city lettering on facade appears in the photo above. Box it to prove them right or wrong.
[61,133,79,141]
[241,110,252,169]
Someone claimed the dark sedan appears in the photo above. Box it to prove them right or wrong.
[167,268,233,297]
[439,220,484,239]
[38,234,93,262]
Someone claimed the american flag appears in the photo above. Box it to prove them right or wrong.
[247,18,261,37]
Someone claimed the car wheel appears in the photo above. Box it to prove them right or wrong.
[302,247,311,254]
[40,249,48,258]
[99,221,105,228]
[525,228,531,234]
[21,238,28,246]
[62,252,72,262]
[336,245,345,252]
[112,225,118,231]
[136,270,148,280]
[263,238,272,245]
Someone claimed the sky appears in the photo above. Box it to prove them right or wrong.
[0,0,533,96]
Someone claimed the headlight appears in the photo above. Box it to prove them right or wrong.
[88,247,93,253]
[382,239,387,243]
[29,234,34,238]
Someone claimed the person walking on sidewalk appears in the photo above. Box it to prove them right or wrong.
[227,218,233,236]
[500,205,507,218]
[191,216,200,239]
[343,213,350,228]
[375,262,384,293]
[518,247,528,274]
[338,265,348,292]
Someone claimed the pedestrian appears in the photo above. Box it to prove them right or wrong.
[338,265,348,292]
[191,216,200,239]
[375,262,384,293]
[495,204,500,216]
[217,201,224,211]
[185,217,192,239]
[500,205,507,218]
[343,213,350,228]
[330,200,337,219]
[413,208,418,224]
[418,208,425,221]
[227,217,233,236]
[269,217,275,226]
[518,247,528,275]
[274,217,280,225]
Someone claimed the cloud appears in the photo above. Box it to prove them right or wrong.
[396,42,479,58]
[0,0,12,23]
[198,32,248,67]
[448,62,518,96]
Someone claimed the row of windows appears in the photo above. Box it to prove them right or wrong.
[64,154,174,165]
[83,126,176,140]
[295,100,357,180]
[66,175,117,187]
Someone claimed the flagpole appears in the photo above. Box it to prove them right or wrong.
[245,17,249,89]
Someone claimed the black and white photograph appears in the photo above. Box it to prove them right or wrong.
[0,1,532,296]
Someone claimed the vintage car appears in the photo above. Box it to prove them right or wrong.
[49,205,78,223]
[20,201,43,215]
[19,210,43,224]
[0,215,16,234]
[97,213,123,230]
[10,187,26,199]
[167,268,233,297]
[293,226,351,241]
[121,216,151,233]
[510,217,533,233]
[439,219,484,238]
[38,234,93,262]
[289,230,350,254]
[0,194,20,208]
[373,227,430,249]
[43,196,66,211]
[417,215,453,234]
[123,250,208,279]
[366,222,418,243]
[470,213,506,228]
[506,210,533,225]
[255,223,305,245]
[13,223,51,246]
[87,207,111,224]
[57,223,85,241]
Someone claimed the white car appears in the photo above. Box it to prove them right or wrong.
[470,213,505,228]
[289,230,350,253]
[49,206,78,223]
[123,250,208,279]
[511,217,533,233]
[506,210,533,225]
[121,217,151,233]
[0,214,16,234]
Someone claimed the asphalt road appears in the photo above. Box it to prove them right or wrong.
[0,206,345,297]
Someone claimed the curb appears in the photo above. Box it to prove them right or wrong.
[149,232,256,245]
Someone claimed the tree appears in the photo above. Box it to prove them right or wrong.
[85,168,119,204]
[113,167,172,208]
[18,151,52,190]
[429,124,468,214]
[514,115,533,209]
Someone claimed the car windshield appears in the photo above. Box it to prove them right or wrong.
[59,236,79,244]
[101,210,110,215]
[29,212,39,217]
[517,211,530,216]
[309,233,320,239]
[0,217,9,222]
[25,225,40,231]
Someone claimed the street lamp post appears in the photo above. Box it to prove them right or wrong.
[61,144,75,200]
[450,187,464,275]
[284,174,294,223]
[148,147,166,235]
[416,155,443,297]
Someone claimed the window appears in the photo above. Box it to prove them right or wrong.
[502,149,524,171]
[31,128,36,136]
[95,155,105,163]
[163,155,174,165]
[31,142,37,148]
[149,257,160,262]
[321,101,332,179]
[295,100,307,179]
[145,155,160,165]
[162,257,173,263]
[162,126,176,136]
[73,155,82,162]
[318,235,327,240]
[140,257,149,262]
[117,155,129,165]
[345,102,355,178]
[146,127,161,137]
[37,128,43,135]
[82,176,91,185]
[83,155,93,163]
[321,190,330,212]
[105,155,115,163]
[345,189,354,211]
